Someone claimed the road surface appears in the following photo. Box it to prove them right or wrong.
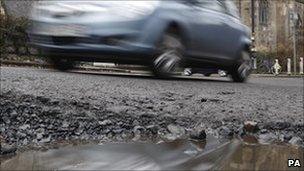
[1,67,303,149]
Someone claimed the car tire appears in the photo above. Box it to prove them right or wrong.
[230,50,252,83]
[50,57,75,71]
[153,33,184,78]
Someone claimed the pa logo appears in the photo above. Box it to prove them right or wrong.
[288,159,301,167]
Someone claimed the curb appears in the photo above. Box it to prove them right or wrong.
[0,60,51,68]
[251,74,304,78]
[0,60,149,74]
[1,60,303,78]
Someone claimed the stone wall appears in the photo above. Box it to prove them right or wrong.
[234,0,253,29]
[295,1,304,58]
[236,0,304,59]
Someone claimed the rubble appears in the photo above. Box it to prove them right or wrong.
[190,129,207,141]
[243,121,259,133]
[289,137,303,146]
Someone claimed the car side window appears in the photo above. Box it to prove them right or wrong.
[196,0,226,13]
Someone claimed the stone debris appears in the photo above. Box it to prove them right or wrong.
[243,121,259,133]
[190,129,207,141]
[1,90,303,156]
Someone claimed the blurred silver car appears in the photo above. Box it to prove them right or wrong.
[29,0,252,82]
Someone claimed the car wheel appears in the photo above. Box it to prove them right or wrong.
[230,50,252,82]
[50,57,75,71]
[153,33,184,78]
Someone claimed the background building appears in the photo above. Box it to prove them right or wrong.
[235,0,304,63]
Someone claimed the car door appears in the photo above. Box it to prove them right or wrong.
[188,0,237,61]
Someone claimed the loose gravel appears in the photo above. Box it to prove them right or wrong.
[1,67,303,155]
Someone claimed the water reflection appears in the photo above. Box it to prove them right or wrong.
[216,143,303,171]
[1,137,303,170]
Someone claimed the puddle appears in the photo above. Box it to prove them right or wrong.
[1,136,303,170]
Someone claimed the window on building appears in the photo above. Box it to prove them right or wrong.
[259,0,269,26]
